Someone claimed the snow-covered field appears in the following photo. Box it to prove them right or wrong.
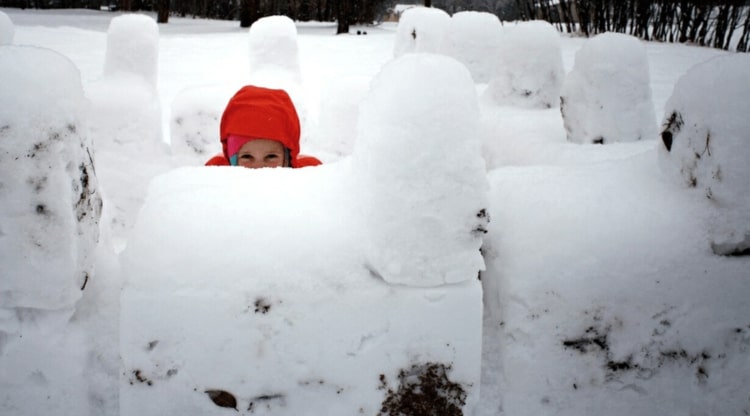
[1,7,749,416]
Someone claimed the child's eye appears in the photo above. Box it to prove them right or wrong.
[240,154,254,160]
[265,154,279,160]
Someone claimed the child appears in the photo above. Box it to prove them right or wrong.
[205,85,321,168]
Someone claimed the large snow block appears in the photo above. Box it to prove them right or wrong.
[0,45,101,416]
[0,45,101,310]
[120,165,483,415]
[393,6,450,57]
[659,53,750,255]
[560,32,657,144]
[353,53,488,287]
[440,11,503,84]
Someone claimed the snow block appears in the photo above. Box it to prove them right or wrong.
[104,14,159,88]
[120,165,483,415]
[440,11,503,84]
[484,155,750,416]
[393,6,450,57]
[315,75,370,158]
[484,20,564,109]
[248,15,302,88]
[353,53,488,287]
[659,53,750,255]
[0,45,102,310]
[170,84,233,160]
[0,10,13,45]
[0,45,101,416]
[560,32,657,144]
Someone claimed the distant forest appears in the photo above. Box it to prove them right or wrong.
[2,0,748,51]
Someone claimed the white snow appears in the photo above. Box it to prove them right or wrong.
[484,20,564,109]
[0,44,102,416]
[354,52,488,287]
[103,14,159,88]
[1,7,748,416]
[440,11,503,83]
[248,15,302,89]
[659,52,750,255]
[393,6,450,57]
[560,32,658,144]
[0,10,12,44]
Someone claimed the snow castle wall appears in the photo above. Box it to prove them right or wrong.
[440,11,503,84]
[0,45,102,416]
[560,32,657,144]
[393,6,450,57]
[120,53,486,415]
[659,53,750,255]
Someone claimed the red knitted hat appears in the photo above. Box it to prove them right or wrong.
[219,85,301,165]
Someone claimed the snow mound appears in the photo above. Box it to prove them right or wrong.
[561,32,657,144]
[393,6,450,57]
[484,20,564,109]
[0,10,13,44]
[659,53,750,255]
[440,11,502,83]
[103,13,159,89]
[248,15,302,88]
[314,74,370,158]
[170,84,234,161]
[0,45,101,310]
[353,53,488,287]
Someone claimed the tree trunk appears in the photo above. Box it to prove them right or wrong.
[240,0,258,28]
[736,5,750,52]
[156,0,169,23]
[336,0,349,34]
[424,0,432,7]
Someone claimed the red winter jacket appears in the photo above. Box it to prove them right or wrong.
[205,85,321,168]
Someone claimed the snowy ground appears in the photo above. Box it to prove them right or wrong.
[2,7,749,416]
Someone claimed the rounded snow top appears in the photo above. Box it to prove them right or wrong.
[440,11,503,83]
[104,14,159,88]
[393,6,450,57]
[0,45,85,125]
[248,15,301,78]
[560,32,656,144]
[485,20,564,108]
[0,10,13,45]
[660,53,750,208]
[355,53,488,287]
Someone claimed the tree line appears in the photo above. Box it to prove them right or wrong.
[515,0,750,52]
[3,0,748,51]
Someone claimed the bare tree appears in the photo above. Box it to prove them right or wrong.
[336,0,350,34]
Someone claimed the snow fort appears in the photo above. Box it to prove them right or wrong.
[120,53,487,415]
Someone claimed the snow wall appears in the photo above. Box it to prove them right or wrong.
[0,45,102,416]
[120,53,487,415]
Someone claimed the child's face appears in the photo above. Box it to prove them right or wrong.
[236,139,287,169]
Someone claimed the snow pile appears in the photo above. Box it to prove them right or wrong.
[440,11,503,84]
[484,20,563,109]
[170,84,235,161]
[659,53,750,255]
[354,53,488,286]
[103,14,159,88]
[87,14,167,245]
[0,10,13,44]
[314,74,370,158]
[393,6,450,57]
[0,45,102,416]
[248,15,302,88]
[484,152,750,416]
[560,32,657,144]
